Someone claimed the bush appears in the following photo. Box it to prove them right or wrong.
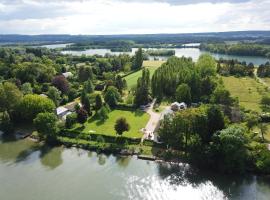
[65,113,77,128]
[96,135,105,143]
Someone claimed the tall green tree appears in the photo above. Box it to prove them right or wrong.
[0,82,23,114]
[47,86,61,106]
[84,79,94,94]
[95,94,103,111]
[134,68,151,106]
[176,83,191,105]
[196,54,217,78]
[104,86,121,108]
[132,48,143,70]
[18,94,55,121]
[34,112,58,138]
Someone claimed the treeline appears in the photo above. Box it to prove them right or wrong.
[257,62,270,77]
[63,40,134,52]
[217,59,255,77]
[200,43,270,58]
[151,55,234,105]
[144,49,175,56]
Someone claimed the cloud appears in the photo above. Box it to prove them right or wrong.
[0,0,269,34]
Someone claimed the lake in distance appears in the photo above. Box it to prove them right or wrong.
[60,47,270,66]
[0,136,270,200]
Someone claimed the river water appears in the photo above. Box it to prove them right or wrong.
[0,136,270,200]
[61,48,270,66]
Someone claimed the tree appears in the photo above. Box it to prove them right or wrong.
[196,54,217,78]
[245,112,259,130]
[0,82,23,114]
[98,106,109,121]
[114,117,130,136]
[83,95,92,115]
[95,94,103,111]
[83,79,94,93]
[261,95,270,112]
[52,75,69,94]
[80,89,88,105]
[115,75,126,93]
[104,86,121,108]
[176,83,191,105]
[18,94,55,121]
[211,86,233,106]
[132,48,143,70]
[77,108,88,124]
[259,123,267,142]
[213,125,248,173]
[134,68,151,106]
[21,82,33,95]
[34,112,58,138]
[0,111,14,134]
[78,66,94,82]
[207,105,225,138]
[47,86,61,106]
[65,113,77,129]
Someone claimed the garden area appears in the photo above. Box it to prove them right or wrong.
[72,109,150,138]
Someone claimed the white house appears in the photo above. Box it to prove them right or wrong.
[62,72,73,78]
[171,102,187,111]
[56,106,70,119]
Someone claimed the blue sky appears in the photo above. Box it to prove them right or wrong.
[0,0,269,34]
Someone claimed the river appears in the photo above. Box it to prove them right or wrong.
[61,48,270,66]
[0,136,270,200]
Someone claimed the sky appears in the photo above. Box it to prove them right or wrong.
[0,0,269,35]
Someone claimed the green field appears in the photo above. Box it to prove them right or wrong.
[74,109,150,138]
[124,61,164,89]
[222,76,268,112]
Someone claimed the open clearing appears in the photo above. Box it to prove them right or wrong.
[124,60,164,89]
[73,109,150,138]
[222,76,268,112]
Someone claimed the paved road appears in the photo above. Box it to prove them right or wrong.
[141,99,170,142]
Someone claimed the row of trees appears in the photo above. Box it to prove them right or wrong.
[257,62,270,77]
[151,55,219,103]
[217,59,254,77]
[200,43,270,57]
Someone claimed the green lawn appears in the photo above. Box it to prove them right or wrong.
[222,76,268,112]
[74,109,150,138]
[124,61,164,89]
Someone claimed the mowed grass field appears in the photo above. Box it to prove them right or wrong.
[222,76,268,112]
[74,109,150,138]
[125,60,165,89]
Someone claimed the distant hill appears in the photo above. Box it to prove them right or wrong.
[0,31,269,45]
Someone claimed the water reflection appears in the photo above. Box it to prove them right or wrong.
[116,156,132,168]
[40,146,63,170]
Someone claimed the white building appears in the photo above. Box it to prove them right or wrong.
[62,72,73,78]
[56,106,70,119]
[171,102,187,111]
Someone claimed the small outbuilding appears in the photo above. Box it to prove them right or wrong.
[62,72,73,78]
[56,106,70,119]
[171,102,187,111]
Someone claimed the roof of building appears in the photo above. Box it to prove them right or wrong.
[39,94,48,98]
[171,102,187,107]
[56,106,69,115]
[64,101,81,111]
[62,72,73,78]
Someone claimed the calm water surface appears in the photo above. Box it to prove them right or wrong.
[61,48,270,66]
[0,136,270,200]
